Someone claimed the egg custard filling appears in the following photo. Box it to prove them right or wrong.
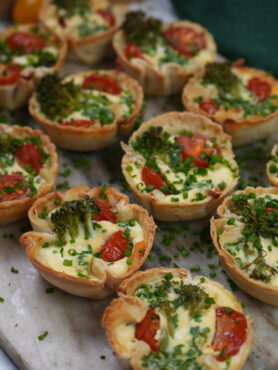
[44,0,116,40]
[192,62,278,120]
[0,134,49,202]
[122,11,212,72]
[218,192,278,286]
[117,273,248,369]
[0,25,59,82]
[36,73,135,128]
[127,126,238,203]
[35,196,144,280]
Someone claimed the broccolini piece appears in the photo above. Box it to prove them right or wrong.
[203,62,241,98]
[37,74,81,121]
[51,196,100,243]
[123,11,162,49]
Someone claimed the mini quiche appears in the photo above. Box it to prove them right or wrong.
[266,144,278,187]
[39,0,125,65]
[211,187,278,306]
[102,268,253,370]
[29,70,143,151]
[113,11,216,96]
[183,61,278,146]
[121,112,238,222]
[20,185,155,299]
[0,123,57,226]
[0,23,67,110]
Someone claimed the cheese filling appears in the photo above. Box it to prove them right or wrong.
[35,200,144,280]
[126,126,237,203]
[219,192,278,286]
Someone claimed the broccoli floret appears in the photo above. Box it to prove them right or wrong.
[203,62,241,98]
[123,11,162,49]
[51,196,100,243]
[53,0,90,16]
[36,74,81,121]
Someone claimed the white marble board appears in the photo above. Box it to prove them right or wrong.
[0,0,278,369]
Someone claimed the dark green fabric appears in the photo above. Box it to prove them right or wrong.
[171,0,278,76]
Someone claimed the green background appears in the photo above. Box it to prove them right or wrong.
[171,0,278,76]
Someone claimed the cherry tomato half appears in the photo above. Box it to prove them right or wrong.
[101,230,129,262]
[199,99,219,115]
[63,120,96,128]
[142,166,168,192]
[124,43,145,60]
[177,133,219,168]
[0,173,29,202]
[164,26,206,57]
[7,31,45,53]
[212,307,247,361]
[15,143,43,174]
[247,77,271,102]
[82,74,122,95]
[0,63,21,86]
[96,9,115,27]
[94,200,117,223]
[265,208,278,219]
[135,308,160,352]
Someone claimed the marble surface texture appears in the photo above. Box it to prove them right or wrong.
[0,0,278,369]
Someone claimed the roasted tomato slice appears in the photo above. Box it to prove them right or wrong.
[247,77,271,102]
[63,120,96,128]
[7,31,45,53]
[101,230,129,262]
[96,9,115,27]
[212,307,247,361]
[135,308,160,352]
[0,63,21,85]
[15,143,43,174]
[199,99,219,115]
[124,43,145,60]
[82,74,122,95]
[142,166,168,192]
[177,133,219,168]
[164,26,206,57]
[0,173,29,202]
[94,200,117,223]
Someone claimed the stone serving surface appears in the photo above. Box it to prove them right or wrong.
[0,1,278,369]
